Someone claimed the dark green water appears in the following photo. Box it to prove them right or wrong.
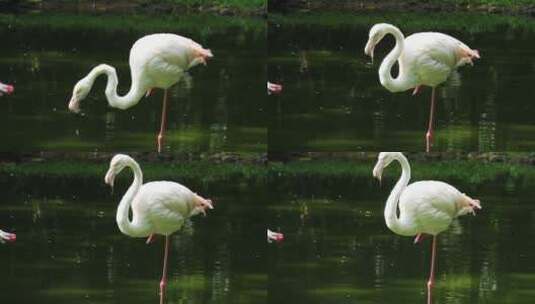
[0,14,266,153]
[267,175,535,304]
[0,176,266,304]
[268,13,535,152]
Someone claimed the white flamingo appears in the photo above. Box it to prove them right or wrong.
[373,152,481,304]
[267,229,284,243]
[104,154,214,304]
[0,82,14,96]
[364,24,480,152]
[68,33,213,152]
[0,229,16,243]
[267,82,283,95]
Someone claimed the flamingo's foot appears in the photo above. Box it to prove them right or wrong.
[413,233,424,244]
[412,85,422,96]
[146,234,156,245]
[157,133,164,153]
[425,131,433,152]
[145,88,153,97]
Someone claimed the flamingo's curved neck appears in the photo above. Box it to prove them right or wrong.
[378,25,414,93]
[86,64,146,110]
[116,159,150,237]
[384,153,416,236]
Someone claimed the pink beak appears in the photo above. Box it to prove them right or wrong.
[5,85,14,95]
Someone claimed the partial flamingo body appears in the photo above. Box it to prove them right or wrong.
[0,82,14,96]
[267,229,284,243]
[0,229,16,243]
[373,152,481,304]
[68,33,213,152]
[104,154,213,304]
[267,82,283,95]
[364,24,479,151]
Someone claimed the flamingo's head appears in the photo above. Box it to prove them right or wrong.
[364,23,390,63]
[68,78,92,113]
[0,230,16,244]
[104,154,133,189]
[373,152,402,183]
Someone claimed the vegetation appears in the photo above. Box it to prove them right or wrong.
[0,0,266,15]
[269,11,535,33]
[0,12,264,34]
[1,158,533,188]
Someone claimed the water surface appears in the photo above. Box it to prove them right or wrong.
[269,12,535,152]
[0,14,266,153]
[267,174,535,304]
[0,173,266,304]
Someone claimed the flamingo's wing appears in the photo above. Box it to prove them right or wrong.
[405,33,460,86]
[400,181,461,233]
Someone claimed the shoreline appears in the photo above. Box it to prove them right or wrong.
[269,0,535,16]
[0,0,266,17]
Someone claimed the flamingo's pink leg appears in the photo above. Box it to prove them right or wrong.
[159,235,170,304]
[426,87,436,153]
[427,235,437,304]
[412,85,422,96]
[413,233,424,244]
[146,233,156,244]
[157,89,168,153]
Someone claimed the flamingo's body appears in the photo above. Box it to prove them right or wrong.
[104,154,213,304]
[69,34,213,152]
[0,82,14,96]
[267,82,283,95]
[365,24,479,151]
[267,229,284,243]
[373,152,481,304]
[0,229,16,243]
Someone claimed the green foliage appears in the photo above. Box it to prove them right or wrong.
[0,13,264,34]
[270,11,535,33]
[1,159,532,187]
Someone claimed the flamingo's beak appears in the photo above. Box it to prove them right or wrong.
[68,96,81,113]
[364,41,375,64]
[372,162,383,186]
[104,169,115,190]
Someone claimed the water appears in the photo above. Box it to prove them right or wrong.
[0,175,266,304]
[267,175,535,304]
[268,12,535,152]
[0,14,266,153]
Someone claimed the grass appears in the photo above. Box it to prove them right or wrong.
[0,0,265,14]
[1,158,533,188]
[0,12,264,34]
[269,11,535,33]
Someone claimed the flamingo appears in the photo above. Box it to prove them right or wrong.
[104,154,214,304]
[267,82,283,95]
[372,152,481,304]
[267,229,284,243]
[68,33,213,153]
[0,82,14,96]
[364,24,480,152]
[0,229,16,243]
